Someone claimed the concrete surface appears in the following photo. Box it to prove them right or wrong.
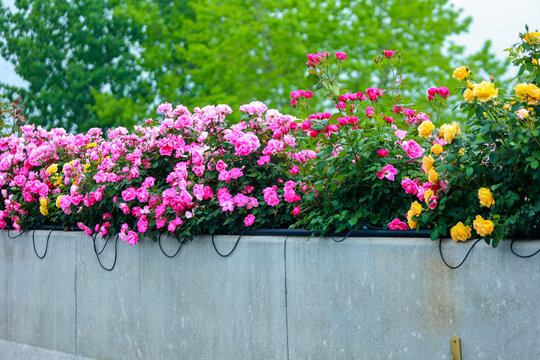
[1,231,539,359]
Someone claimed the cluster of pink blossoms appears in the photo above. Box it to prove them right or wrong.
[306,52,330,67]
[290,90,313,106]
[427,86,450,101]
[0,101,315,244]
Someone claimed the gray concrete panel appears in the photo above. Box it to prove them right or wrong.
[1,231,76,355]
[75,234,288,360]
[285,237,540,360]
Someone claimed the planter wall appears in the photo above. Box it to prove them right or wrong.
[1,231,539,359]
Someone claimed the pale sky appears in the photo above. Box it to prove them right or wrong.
[0,0,539,88]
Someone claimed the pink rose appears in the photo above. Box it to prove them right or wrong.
[136,187,149,203]
[437,87,449,98]
[366,106,374,118]
[125,231,139,245]
[376,149,389,157]
[383,50,394,58]
[289,165,299,175]
[401,140,425,159]
[122,187,137,201]
[216,160,227,172]
[14,175,26,187]
[292,206,301,216]
[388,218,409,230]
[401,178,418,195]
[244,214,255,226]
[335,51,347,60]
[376,164,397,181]
[395,129,407,140]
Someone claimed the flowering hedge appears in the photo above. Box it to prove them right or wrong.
[0,30,539,247]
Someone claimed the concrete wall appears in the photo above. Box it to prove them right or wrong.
[1,231,539,359]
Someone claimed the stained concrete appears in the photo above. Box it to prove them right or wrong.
[1,231,539,359]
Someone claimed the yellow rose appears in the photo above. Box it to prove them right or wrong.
[53,175,62,187]
[86,142,98,148]
[424,189,434,203]
[450,222,472,242]
[438,123,456,143]
[422,155,435,173]
[418,120,435,138]
[472,81,498,102]
[39,197,48,207]
[524,31,540,45]
[533,59,538,66]
[452,66,470,81]
[428,168,438,184]
[463,88,475,103]
[409,201,422,217]
[478,188,495,208]
[451,122,461,136]
[514,83,540,101]
[407,210,418,229]
[473,215,494,237]
[56,195,63,208]
[39,205,48,216]
[431,144,443,155]
[46,164,58,175]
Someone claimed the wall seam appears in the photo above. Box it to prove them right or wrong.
[73,235,78,359]
[284,236,290,360]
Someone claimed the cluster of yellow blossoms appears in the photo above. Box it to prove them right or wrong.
[417,120,435,138]
[524,31,540,45]
[463,81,499,103]
[514,83,540,104]
[39,198,48,216]
[452,66,470,81]
[438,121,461,143]
[450,188,495,242]
[407,201,422,230]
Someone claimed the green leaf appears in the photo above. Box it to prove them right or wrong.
[307,73,319,86]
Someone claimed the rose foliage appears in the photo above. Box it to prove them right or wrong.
[0,30,538,247]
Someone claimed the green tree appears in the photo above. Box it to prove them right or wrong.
[1,0,508,131]
[0,0,149,131]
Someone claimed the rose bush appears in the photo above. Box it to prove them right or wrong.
[401,27,540,246]
[0,103,311,244]
[0,29,538,248]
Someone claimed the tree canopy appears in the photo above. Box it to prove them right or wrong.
[0,0,508,131]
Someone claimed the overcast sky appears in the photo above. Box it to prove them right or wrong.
[0,0,539,88]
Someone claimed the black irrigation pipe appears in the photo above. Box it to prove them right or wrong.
[92,234,119,271]
[158,233,190,258]
[439,238,482,270]
[32,228,54,259]
[211,230,248,257]
[510,238,540,258]
[7,229,25,239]
[92,233,113,256]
